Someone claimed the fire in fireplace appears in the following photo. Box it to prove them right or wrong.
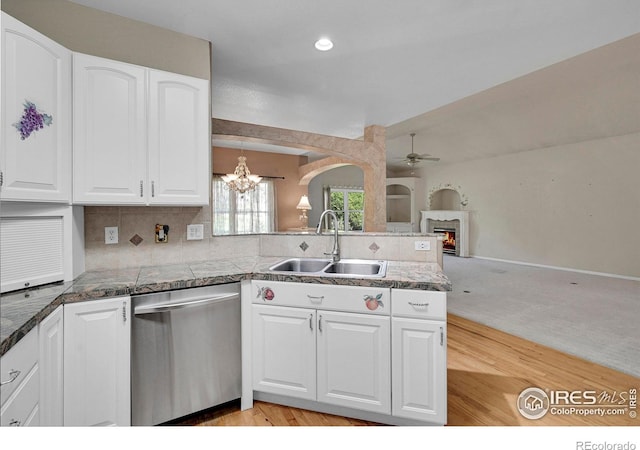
[434,227,456,254]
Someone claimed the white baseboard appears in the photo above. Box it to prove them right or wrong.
[469,255,640,282]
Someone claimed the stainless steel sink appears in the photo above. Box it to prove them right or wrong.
[323,260,386,276]
[268,258,387,278]
[269,258,332,273]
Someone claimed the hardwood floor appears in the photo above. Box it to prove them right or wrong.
[176,314,639,427]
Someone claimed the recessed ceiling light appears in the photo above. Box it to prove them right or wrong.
[314,38,333,51]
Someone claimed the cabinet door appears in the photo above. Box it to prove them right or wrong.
[64,296,131,426]
[392,317,446,424]
[148,70,209,205]
[0,328,39,427]
[1,13,71,202]
[38,305,64,426]
[252,304,316,400]
[73,53,146,204]
[317,311,390,414]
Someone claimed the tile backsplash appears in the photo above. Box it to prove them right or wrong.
[83,206,442,270]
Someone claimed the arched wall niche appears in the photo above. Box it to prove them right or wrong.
[428,184,469,210]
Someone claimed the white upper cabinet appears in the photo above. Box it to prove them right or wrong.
[73,53,210,206]
[1,12,71,203]
[148,70,209,205]
[73,54,147,204]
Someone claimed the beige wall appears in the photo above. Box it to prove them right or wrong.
[419,132,640,278]
[213,148,309,231]
[82,210,440,270]
[1,0,210,79]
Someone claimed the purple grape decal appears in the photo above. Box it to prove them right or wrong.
[13,101,53,140]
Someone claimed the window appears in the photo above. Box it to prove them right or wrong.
[329,188,364,231]
[212,176,276,234]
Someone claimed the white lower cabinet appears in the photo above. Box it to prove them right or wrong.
[250,281,392,416]
[38,305,64,426]
[0,329,39,427]
[392,317,446,423]
[391,289,447,425]
[64,296,131,426]
[317,310,390,414]
[252,305,316,400]
[248,281,447,425]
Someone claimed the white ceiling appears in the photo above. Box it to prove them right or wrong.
[69,0,640,167]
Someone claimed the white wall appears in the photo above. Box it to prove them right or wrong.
[420,132,640,278]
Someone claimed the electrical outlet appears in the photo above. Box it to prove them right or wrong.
[187,224,204,240]
[414,240,430,251]
[105,226,118,244]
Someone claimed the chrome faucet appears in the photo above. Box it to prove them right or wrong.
[316,209,340,262]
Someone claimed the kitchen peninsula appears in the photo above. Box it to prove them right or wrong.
[1,231,450,427]
[1,254,450,354]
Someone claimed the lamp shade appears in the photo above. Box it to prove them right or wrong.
[296,195,312,210]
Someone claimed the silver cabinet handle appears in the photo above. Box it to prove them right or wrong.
[140,180,144,197]
[122,301,127,323]
[440,327,444,346]
[0,369,20,386]
[319,315,323,333]
[151,180,155,197]
[307,295,324,303]
[9,419,21,426]
[409,302,429,307]
[309,314,313,331]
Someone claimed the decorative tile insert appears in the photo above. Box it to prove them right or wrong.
[129,234,143,246]
[299,241,309,252]
[369,242,380,253]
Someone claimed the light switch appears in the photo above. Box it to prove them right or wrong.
[414,240,430,251]
[187,224,204,240]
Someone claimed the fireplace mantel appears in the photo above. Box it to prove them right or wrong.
[420,210,469,257]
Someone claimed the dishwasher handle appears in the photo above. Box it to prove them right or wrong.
[134,292,239,315]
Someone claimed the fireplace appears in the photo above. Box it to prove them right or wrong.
[420,210,469,257]
[434,228,456,254]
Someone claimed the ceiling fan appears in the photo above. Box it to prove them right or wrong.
[399,133,440,166]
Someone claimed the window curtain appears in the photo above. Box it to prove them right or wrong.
[212,176,276,234]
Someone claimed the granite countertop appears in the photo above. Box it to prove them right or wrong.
[0,256,451,356]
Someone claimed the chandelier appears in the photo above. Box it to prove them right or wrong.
[221,156,262,193]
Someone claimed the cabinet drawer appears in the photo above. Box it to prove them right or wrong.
[0,362,39,427]
[1,329,38,404]
[252,280,390,315]
[391,289,447,320]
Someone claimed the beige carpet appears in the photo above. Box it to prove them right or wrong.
[442,255,640,378]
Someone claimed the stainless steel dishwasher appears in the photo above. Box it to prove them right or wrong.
[131,283,241,426]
